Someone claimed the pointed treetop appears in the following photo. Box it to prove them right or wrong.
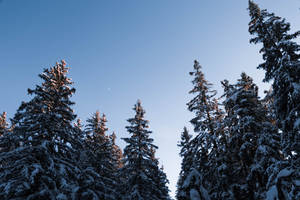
[102,113,107,123]
[189,60,202,76]
[248,0,261,20]
[85,110,108,138]
[95,110,101,122]
[133,99,147,123]
[238,72,256,90]
[0,112,8,136]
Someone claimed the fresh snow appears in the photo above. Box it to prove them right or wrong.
[266,185,278,200]
[190,189,200,200]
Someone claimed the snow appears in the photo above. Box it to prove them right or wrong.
[276,168,293,179]
[266,185,278,200]
[200,186,211,200]
[190,189,200,200]
[293,118,300,129]
[56,193,68,200]
[257,145,267,154]
[182,169,201,188]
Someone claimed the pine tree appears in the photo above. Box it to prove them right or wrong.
[249,0,300,158]
[110,132,123,169]
[85,111,111,171]
[120,100,170,200]
[149,147,170,200]
[0,112,16,154]
[221,73,282,199]
[0,112,8,137]
[84,111,117,198]
[180,168,210,200]
[0,61,107,199]
[183,60,219,199]
[187,60,217,135]
[248,1,300,198]
[176,127,193,200]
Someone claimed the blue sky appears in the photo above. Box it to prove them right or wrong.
[0,0,299,197]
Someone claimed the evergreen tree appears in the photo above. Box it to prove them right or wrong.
[0,112,8,137]
[176,127,193,200]
[180,168,210,200]
[110,132,123,169]
[120,100,170,200]
[149,147,170,200]
[84,111,117,198]
[0,61,107,199]
[221,73,281,199]
[183,60,219,199]
[176,127,204,200]
[85,111,111,172]
[248,1,300,198]
[249,0,300,159]
[187,60,217,135]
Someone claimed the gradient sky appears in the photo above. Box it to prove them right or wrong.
[0,0,299,197]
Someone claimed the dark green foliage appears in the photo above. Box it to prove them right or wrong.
[120,100,170,200]
[249,1,300,198]
[0,112,8,137]
[221,73,281,199]
[84,111,118,198]
[178,61,221,200]
[248,0,300,159]
[0,61,113,199]
[176,127,193,199]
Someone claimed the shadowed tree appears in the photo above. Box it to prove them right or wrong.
[0,61,110,200]
[120,100,170,200]
[248,1,300,199]
[0,112,8,137]
[84,111,118,198]
[221,73,281,199]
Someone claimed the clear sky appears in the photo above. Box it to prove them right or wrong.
[0,0,299,197]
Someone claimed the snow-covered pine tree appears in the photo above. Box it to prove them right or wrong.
[120,100,170,200]
[149,146,170,200]
[0,112,17,154]
[248,1,300,198]
[176,127,193,200]
[84,111,117,198]
[85,111,111,170]
[110,132,123,169]
[187,60,217,136]
[221,72,282,199]
[0,61,106,200]
[221,74,257,199]
[213,79,239,199]
[183,60,219,199]
[180,168,211,200]
[206,99,228,200]
[0,112,8,137]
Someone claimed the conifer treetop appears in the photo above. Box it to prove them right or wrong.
[0,112,8,136]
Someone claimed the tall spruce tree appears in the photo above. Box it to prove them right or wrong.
[0,61,108,199]
[184,60,219,199]
[0,112,17,154]
[84,111,117,198]
[0,112,8,137]
[110,132,123,169]
[221,73,282,199]
[176,127,193,200]
[248,1,300,199]
[120,100,170,200]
